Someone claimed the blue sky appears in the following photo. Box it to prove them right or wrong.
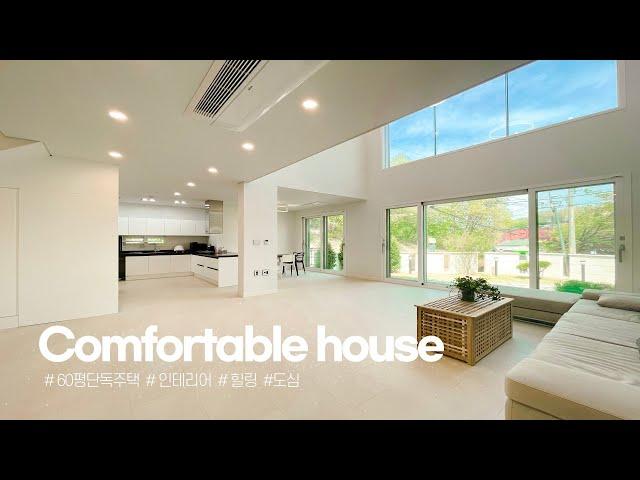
[389,60,618,165]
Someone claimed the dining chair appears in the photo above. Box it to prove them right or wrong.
[281,254,294,276]
[294,252,305,275]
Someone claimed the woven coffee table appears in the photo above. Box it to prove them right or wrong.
[416,295,513,365]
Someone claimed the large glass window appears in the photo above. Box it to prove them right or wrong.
[435,75,506,155]
[388,107,435,167]
[508,60,618,135]
[424,193,530,288]
[536,183,615,292]
[385,60,618,167]
[386,206,419,281]
[325,214,344,271]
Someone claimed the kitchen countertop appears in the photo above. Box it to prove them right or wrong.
[121,250,238,258]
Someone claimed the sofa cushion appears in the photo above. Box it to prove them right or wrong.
[598,294,640,312]
[582,289,640,301]
[554,312,640,349]
[505,331,640,419]
[500,286,578,315]
[569,299,640,323]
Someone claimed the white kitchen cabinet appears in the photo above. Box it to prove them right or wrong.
[118,216,129,235]
[146,218,165,235]
[164,219,180,235]
[128,217,148,236]
[148,255,171,274]
[125,256,149,277]
[195,220,208,235]
[180,219,196,235]
[0,188,18,320]
[170,254,191,273]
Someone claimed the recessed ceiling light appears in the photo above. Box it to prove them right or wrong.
[186,182,196,187]
[302,98,318,111]
[174,192,181,196]
[108,151,123,159]
[241,142,255,151]
[149,198,156,202]
[181,200,187,205]
[108,110,128,122]
[208,167,218,174]
[142,197,149,202]
[174,200,180,204]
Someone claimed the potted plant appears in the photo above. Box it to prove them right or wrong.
[450,276,501,302]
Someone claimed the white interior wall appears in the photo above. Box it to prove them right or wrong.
[277,211,298,253]
[238,181,278,297]
[0,142,119,327]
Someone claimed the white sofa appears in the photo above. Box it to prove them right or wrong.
[505,290,640,419]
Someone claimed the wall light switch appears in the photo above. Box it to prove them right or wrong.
[263,239,269,245]
[253,239,261,246]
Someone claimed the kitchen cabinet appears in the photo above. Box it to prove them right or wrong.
[148,255,171,274]
[119,215,209,237]
[191,254,237,287]
[164,219,180,235]
[118,217,129,235]
[146,218,165,236]
[170,254,191,273]
[180,219,196,235]
[195,220,208,235]
[125,256,149,276]
[128,217,148,236]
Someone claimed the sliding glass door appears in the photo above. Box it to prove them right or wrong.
[304,213,345,273]
[385,177,630,294]
[304,217,323,269]
[386,206,419,281]
[535,182,617,292]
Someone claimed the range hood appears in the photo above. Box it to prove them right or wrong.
[205,200,223,234]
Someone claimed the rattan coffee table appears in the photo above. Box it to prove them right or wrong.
[416,295,513,365]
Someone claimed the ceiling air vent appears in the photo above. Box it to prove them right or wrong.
[186,60,328,132]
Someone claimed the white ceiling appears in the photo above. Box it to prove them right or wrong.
[0,60,525,204]
[277,187,360,211]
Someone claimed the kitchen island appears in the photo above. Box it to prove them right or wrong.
[122,250,238,287]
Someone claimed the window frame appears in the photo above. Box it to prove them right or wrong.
[383,60,625,170]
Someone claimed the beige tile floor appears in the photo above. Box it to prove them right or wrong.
[0,273,549,419]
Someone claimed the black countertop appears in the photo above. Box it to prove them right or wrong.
[121,250,238,258]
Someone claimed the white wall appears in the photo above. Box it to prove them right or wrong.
[343,60,640,291]
[277,211,298,253]
[264,135,368,200]
[0,142,119,327]
[238,181,278,297]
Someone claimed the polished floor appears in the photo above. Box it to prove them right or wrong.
[0,273,549,419]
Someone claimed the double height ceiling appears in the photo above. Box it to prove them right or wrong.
[0,60,525,205]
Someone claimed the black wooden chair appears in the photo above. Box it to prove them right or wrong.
[294,252,306,275]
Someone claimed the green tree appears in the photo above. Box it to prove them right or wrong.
[389,237,401,272]
[325,241,337,270]
[338,242,344,270]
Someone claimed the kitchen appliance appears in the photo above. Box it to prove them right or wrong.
[190,241,208,252]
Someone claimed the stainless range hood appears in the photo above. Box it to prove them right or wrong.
[204,200,223,234]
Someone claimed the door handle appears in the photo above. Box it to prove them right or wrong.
[618,244,626,263]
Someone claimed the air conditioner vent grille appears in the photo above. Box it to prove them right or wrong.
[194,60,261,118]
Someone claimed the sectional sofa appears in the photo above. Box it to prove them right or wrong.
[505,290,640,419]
